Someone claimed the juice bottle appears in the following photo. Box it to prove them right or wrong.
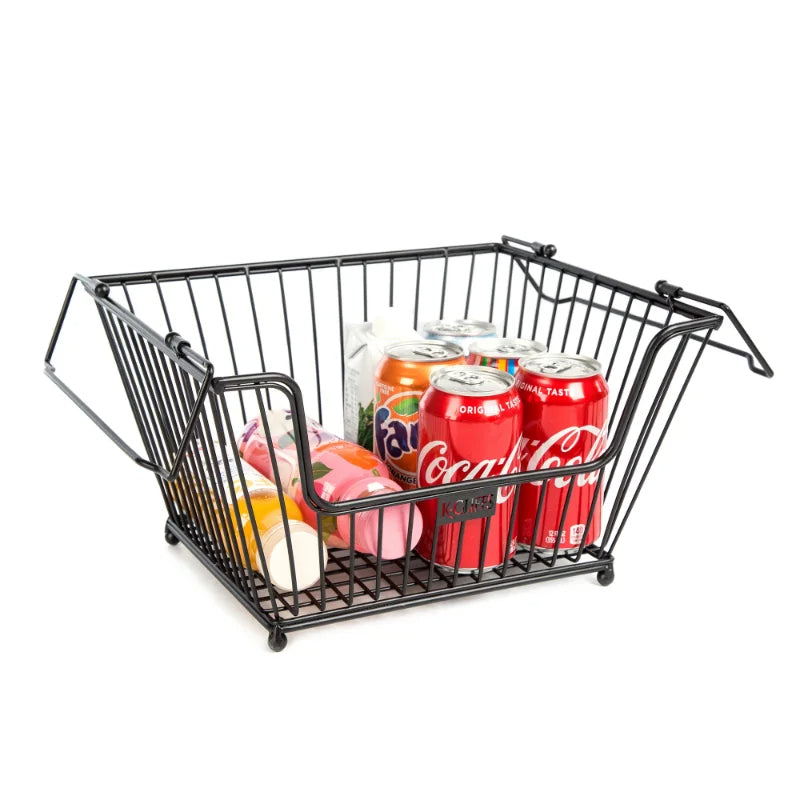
[202,447,327,592]
[238,411,423,559]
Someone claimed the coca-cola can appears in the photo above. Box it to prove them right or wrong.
[514,354,609,553]
[416,365,522,572]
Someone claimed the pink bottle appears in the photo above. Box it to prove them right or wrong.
[238,410,422,559]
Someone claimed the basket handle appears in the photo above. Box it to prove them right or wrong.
[45,275,214,481]
[503,235,772,379]
[655,280,774,378]
[500,235,558,259]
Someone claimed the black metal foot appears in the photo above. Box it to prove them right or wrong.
[165,527,180,546]
[268,627,287,652]
[596,567,615,586]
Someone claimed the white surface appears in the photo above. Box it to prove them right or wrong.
[2,3,798,798]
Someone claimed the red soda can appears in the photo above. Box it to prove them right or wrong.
[514,354,609,552]
[416,365,522,572]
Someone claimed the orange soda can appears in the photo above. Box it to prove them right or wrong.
[374,340,465,489]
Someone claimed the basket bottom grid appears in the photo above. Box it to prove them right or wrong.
[169,518,612,631]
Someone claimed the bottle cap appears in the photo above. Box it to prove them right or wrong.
[259,519,327,593]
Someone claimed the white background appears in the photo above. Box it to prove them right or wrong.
[2,2,798,798]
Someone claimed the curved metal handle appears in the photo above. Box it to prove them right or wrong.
[45,275,214,481]
[655,280,774,378]
[500,235,558,259]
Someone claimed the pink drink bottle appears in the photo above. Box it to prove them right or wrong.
[238,410,422,559]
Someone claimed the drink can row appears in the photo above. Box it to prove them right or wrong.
[372,322,609,567]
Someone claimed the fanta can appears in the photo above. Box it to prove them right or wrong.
[373,340,465,489]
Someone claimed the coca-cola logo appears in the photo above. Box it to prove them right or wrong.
[417,437,522,503]
[521,424,607,487]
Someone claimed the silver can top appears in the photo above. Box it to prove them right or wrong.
[430,365,515,396]
[469,337,546,359]
[384,340,464,362]
[423,319,497,338]
[518,353,603,379]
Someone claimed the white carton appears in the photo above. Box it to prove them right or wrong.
[343,309,420,450]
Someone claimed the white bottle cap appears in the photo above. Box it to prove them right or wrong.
[258,519,327,593]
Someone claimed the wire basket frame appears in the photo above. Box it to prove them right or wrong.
[45,236,772,648]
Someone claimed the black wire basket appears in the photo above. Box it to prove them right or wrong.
[45,235,773,651]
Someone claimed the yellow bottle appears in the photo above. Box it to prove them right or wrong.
[205,449,327,592]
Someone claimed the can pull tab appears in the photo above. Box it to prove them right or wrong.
[435,322,470,334]
[539,359,573,375]
[413,345,449,359]
[447,370,485,386]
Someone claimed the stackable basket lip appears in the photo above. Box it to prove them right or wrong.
[89,239,722,325]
